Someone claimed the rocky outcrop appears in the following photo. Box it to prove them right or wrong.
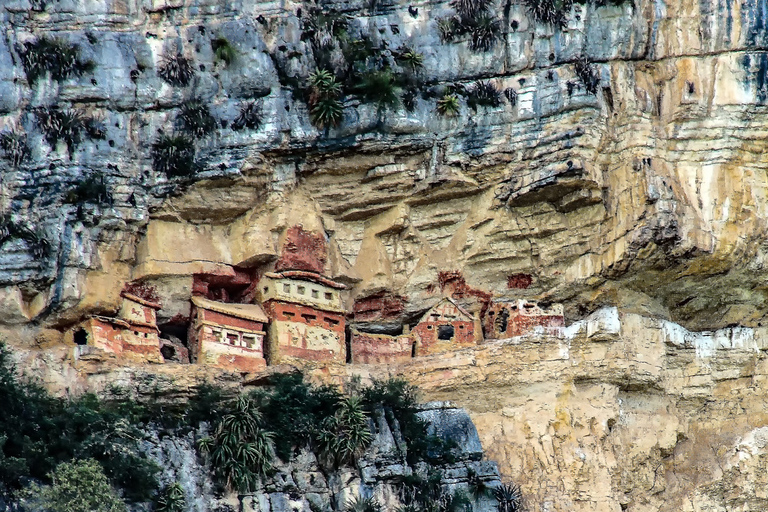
[145,402,501,512]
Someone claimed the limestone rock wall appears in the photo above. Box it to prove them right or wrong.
[1,0,768,330]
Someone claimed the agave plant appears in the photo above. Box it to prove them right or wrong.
[504,87,518,106]
[450,0,492,18]
[396,46,424,71]
[178,101,217,138]
[344,495,382,512]
[232,100,262,131]
[156,482,185,512]
[492,484,522,512]
[20,36,95,84]
[310,97,344,128]
[151,134,196,177]
[158,53,195,87]
[308,69,344,128]
[438,17,459,42]
[522,0,572,28]
[437,93,460,116]
[0,130,30,167]
[468,14,501,52]
[467,468,491,499]
[197,395,274,494]
[317,396,372,467]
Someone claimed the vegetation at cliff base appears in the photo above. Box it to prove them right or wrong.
[0,343,160,503]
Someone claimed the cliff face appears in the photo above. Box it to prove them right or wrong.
[2,0,768,510]
[2,0,768,330]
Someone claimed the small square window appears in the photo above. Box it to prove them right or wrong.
[263,287,269,293]
[283,284,291,293]
[311,289,319,298]
[297,286,305,295]
[325,292,333,300]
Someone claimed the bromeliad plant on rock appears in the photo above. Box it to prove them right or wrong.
[19,36,95,85]
[197,395,275,494]
[308,68,344,129]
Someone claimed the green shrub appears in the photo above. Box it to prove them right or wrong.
[303,7,350,46]
[355,69,400,109]
[20,36,95,85]
[256,373,341,460]
[65,174,111,205]
[157,53,195,86]
[317,396,372,467]
[232,100,262,131]
[395,46,424,71]
[178,101,217,138]
[308,69,344,129]
[437,94,460,116]
[156,482,185,512]
[0,130,30,167]
[197,395,274,493]
[212,38,237,66]
[23,459,126,512]
[151,134,196,177]
[493,484,522,512]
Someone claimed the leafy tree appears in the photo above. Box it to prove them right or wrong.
[23,459,126,512]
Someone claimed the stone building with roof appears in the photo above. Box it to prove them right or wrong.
[65,292,164,363]
[188,296,269,372]
[258,270,346,364]
[411,298,479,356]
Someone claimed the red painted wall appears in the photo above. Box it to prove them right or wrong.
[349,331,412,364]
[411,319,475,355]
[274,225,327,274]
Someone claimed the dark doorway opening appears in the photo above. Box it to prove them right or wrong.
[437,325,454,340]
[73,328,88,346]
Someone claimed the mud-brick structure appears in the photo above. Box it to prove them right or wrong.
[411,298,478,356]
[188,296,269,372]
[483,300,564,339]
[349,328,413,364]
[65,292,163,362]
[258,270,346,364]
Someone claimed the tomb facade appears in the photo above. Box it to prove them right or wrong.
[411,298,477,356]
[258,270,346,364]
[188,296,268,372]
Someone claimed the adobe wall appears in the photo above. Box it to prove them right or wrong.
[349,330,413,364]
[411,318,475,356]
[263,301,345,364]
[195,322,267,372]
